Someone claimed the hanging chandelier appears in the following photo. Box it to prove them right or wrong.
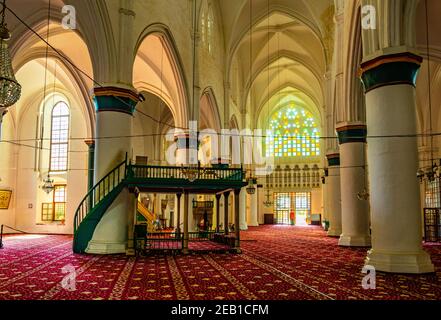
[246,177,256,195]
[41,174,54,194]
[0,0,21,125]
[263,189,273,207]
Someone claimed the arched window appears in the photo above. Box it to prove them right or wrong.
[266,105,320,158]
[201,10,206,45]
[201,2,215,54]
[50,102,70,172]
[207,6,214,53]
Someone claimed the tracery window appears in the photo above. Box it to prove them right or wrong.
[266,105,320,158]
[201,3,215,54]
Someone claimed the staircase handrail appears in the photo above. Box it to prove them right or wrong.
[74,157,128,233]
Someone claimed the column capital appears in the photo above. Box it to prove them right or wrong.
[336,121,367,145]
[326,152,340,167]
[93,85,140,115]
[359,52,422,93]
[84,139,95,147]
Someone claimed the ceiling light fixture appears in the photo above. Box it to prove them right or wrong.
[0,0,21,127]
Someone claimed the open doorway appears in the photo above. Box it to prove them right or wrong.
[274,192,311,226]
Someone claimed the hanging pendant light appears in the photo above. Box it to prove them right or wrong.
[263,189,273,207]
[0,0,21,125]
[41,174,54,194]
[246,177,256,195]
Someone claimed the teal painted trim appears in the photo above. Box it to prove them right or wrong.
[337,128,367,144]
[94,96,137,115]
[361,61,421,93]
[328,157,340,167]
[327,155,340,167]
[73,183,125,254]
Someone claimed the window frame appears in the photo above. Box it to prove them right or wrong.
[265,105,320,159]
[41,184,67,222]
[49,101,70,173]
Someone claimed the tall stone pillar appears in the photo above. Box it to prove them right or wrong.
[239,188,248,230]
[183,192,189,254]
[337,122,371,247]
[94,86,137,181]
[249,186,259,227]
[234,189,241,252]
[176,193,182,234]
[361,52,434,273]
[86,86,138,254]
[326,152,342,237]
[215,194,221,233]
[224,191,230,234]
[84,140,95,191]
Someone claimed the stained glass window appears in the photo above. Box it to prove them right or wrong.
[266,106,320,158]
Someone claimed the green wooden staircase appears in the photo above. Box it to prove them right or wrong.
[73,159,247,254]
[73,159,128,253]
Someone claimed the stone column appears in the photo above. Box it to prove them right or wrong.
[86,86,138,254]
[337,122,371,247]
[224,191,230,235]
[239,188,248,230]
[361,52,434,273]
[234,189,241,252]
[93,86,137,181]
[183,192,189,254]
[84,140,95,191]
[249,187,259,226]
[126,189,138,256]
[215,194,221,233]
[326,152,342,237]
[176,193,182,234]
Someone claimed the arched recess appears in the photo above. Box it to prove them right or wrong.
[200,88,222,131]
[0,10,95,234]
[133,25,189,128]
[0,57,92,235]
[342,3,365,123]
[132,91,175,166]
[198,88,222,165]
[10,21,95,137]
[8,0,117,84]
[415,0,441,160]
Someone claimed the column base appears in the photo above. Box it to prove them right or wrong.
[247,222,259,227]
[239,224,248,231]
[338,234,371,247]
[327,228,341,237]
[125,248,135,256]
[86,240,126,254]
[365,249,435,274]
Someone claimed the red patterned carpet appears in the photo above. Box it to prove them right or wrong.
[1,226,441,300]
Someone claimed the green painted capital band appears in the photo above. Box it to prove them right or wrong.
[326,153,340,167]
[360,53,422,93]
[94,87,139,115]
[337,126,367,144]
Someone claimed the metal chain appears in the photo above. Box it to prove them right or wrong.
[1,0,6,26]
